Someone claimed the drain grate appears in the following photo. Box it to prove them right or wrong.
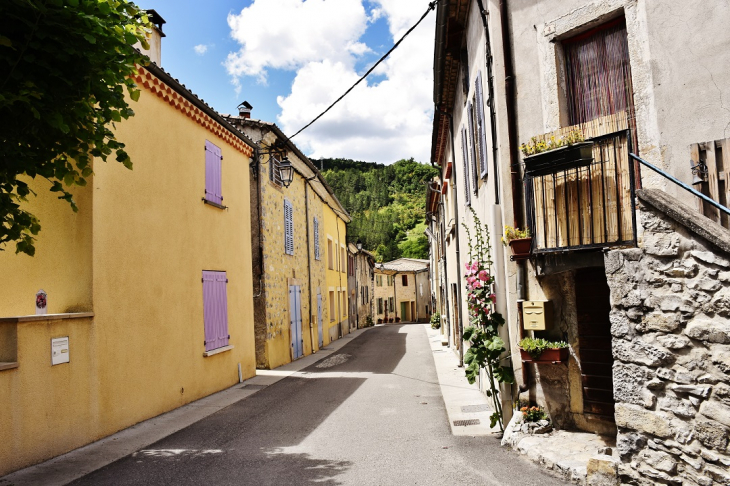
[240,384,267,390]
[453,419,481,427]
[432,349,446,353]
[461,404,490,413]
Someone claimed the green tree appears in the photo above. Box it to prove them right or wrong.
[0,0,152,255]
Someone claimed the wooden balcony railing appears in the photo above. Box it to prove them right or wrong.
[524,112,638,253]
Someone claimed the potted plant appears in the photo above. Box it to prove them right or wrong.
[503,226,532,258]
[430,312,441,329]
[518,337,569,363]
[377,318,383,324]
[395,316,401,323]
[520,129,593,176]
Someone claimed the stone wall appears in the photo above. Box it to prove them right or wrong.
[605,190,730,486]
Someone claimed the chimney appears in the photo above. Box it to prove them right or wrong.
[137,9,166,66]
[238,101,253,119]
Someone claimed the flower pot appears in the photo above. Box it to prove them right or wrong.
[520,347,569,363]
[523,142,593,176]
[508,237,532,258]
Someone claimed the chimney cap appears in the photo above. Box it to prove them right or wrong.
[145,9,167,37]
[238,101,253,111]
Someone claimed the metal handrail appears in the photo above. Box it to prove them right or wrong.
[629,153,730,217]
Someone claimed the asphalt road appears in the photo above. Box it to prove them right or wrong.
[70,324,567,485]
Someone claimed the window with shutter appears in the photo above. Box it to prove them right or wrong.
[467,102,478,195]
[327,238,334,269]
[269,155,282,187]
[377,298,383,315]
[313,217,321,260]
[284,199,294,255]
[204,140,223,207]
[475,71,489,179]
[202,270,229,352]
[461,128,471,206]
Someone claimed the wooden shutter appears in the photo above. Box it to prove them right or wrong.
[284,199,294,255]
[313,217,320,260]
[205,141,223,205]
[475,71,489,178]
[461,128,471,206]
[202,270,229,351]
[467,102,478,194]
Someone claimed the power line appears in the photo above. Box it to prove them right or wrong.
[289,1,437,140]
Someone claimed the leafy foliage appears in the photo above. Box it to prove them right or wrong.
[517,337,569,359]
[0,0,152,255]
[320,157,438,261]
[430,312,441,329]
[462,208,514,431]
[520,405,548,422]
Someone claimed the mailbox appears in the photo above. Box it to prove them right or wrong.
[522,300,552,331]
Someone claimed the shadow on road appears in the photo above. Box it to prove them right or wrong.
[69,326,408,486]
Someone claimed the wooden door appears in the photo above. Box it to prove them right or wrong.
[575,267,615,420]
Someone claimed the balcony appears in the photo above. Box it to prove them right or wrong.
[524,112,638,253]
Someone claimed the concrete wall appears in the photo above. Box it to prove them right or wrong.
[0,70,257,475]
[605,190,730,486]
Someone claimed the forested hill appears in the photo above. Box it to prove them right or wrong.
[318,157,439,262]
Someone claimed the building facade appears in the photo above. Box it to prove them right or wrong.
[348,243,375,329]
[373,259,430,323]
[428,0,730,484]
[225,111,351,369]
[0,28,258,475]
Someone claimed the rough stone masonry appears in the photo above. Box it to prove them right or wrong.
[604,190,730,486]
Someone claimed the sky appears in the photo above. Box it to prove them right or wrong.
[136,0,436,165]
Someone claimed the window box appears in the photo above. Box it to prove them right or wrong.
[523,142,593,176]
[508,237,532,260]
[519,347,569,364]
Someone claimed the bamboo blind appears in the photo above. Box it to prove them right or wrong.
[529,111,634,250]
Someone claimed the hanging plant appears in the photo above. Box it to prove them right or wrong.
[462,208,515,431]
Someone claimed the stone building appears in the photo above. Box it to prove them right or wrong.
[374,259,430,323]
[348,243,375,329]
[224,109,350,369]
[427,0,730,483]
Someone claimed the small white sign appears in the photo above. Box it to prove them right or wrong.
[51,337,70,365]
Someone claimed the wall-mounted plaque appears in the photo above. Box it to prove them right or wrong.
[51,337,69,365]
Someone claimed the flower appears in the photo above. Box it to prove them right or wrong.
[478,270,489,281]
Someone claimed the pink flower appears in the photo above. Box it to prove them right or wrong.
[489,294,496,303]
[472,280,482,289]
[478,270,489,281]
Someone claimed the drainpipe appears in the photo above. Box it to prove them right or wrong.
[498,0,529,392]
[304,182,315,353]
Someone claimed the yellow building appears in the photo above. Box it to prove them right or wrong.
[0,35,257,475]
[373,259,430,323]
[324,200,350,341]
[225,109,350,369]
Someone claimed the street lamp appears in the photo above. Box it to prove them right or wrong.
[279,156,294,188]
[356,239,363,252]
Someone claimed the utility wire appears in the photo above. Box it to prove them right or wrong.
[289,1,437,140]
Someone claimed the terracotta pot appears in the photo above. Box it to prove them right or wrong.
[520,347,569,363]
[508,237,532,256]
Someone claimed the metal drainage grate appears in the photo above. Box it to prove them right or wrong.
[461,404,490,413]
[240,384,268,390]
[453,419,481,427]
[432,349,446,353]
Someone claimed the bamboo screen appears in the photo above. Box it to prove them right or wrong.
[527,112,636,251]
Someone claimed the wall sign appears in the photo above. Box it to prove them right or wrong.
[51,337,69,365]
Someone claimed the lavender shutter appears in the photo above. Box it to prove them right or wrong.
[467,102,478,194]
[475,71,489,178]
[202,270,229,351]
[461,128,471,206]
[205,141,223,205]
[284,200,294,255]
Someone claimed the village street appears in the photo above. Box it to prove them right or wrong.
[60,324,565,486]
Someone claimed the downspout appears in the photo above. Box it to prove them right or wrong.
[498,0,529,392]
[304,182,315,353]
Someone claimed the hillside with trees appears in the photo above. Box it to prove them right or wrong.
[318,158,438,262]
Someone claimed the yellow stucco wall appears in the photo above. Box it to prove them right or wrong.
[0,70,257,476]
[324,205,348,341]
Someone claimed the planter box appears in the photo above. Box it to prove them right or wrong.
[508,237,532,258]
[523,142,593,176]
[520,347,569,363]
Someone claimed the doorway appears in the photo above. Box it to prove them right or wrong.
[289,285,303,360]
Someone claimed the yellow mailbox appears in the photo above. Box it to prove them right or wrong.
[522,300,552,331]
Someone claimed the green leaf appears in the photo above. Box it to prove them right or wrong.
[83,34,96,44]
[130,89,141,102]
[0,35,12,47]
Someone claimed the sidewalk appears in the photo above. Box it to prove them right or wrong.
[0,328,370,486]
[423,324,501,436]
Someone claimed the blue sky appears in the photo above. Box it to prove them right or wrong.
[136,0,435,164]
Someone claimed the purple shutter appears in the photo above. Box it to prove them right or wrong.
[461,128,471,206]
[284,200,294,255]
[467,102,478,194]
[205,141,223,205]
[475,71,489,178]
[202,270,229,351]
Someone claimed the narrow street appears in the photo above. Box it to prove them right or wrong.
[69,325,566,485]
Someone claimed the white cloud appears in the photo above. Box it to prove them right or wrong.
[226,0,435,164]
[194,44,209,55]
